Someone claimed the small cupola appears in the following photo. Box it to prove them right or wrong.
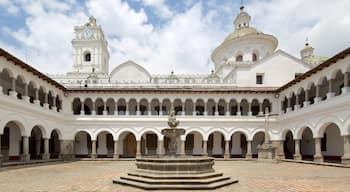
[234,6,251,30]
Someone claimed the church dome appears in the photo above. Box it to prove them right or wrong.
[211,6,278,69]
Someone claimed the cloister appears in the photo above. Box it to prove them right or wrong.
[1,47,350,166]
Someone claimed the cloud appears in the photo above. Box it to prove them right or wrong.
[248,0,350,57]
[139,0,173,18]
[1,0,350,76]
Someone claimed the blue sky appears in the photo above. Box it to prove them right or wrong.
[0,0,350,74]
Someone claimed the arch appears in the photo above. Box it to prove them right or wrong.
[1,121,23,161]
[29,126,44,160]
[207,131,225,157]
[0,68,14,95]
[29,124,48,139]
[316,116,343,137]
[283,130,295,159]
[84,51,91,62]
[229,99,238,116]
[0,119,26,136]
[240,99,249,116]
[319,123,343,162]
[95,130,115,158]
[236,54,243,62]
[139,98,148,115]
[72,98,82,115]
[184,99,194,116]
[295,125,316,139]
[252,52,258,62]
[139,130,158,156]
[118,131,137,158]
[251,99,260,116]
[83,98,93,115]
[173,98,183,115]
[74,130,92,157]
[117,98,127,115]
[93,129,115,141]
[95,98,104,115]
[49,129,61,159]
[185,128,205,140]
[185,131,204,156]
[229,130,248,158]
[206,128,228,141]
[300,127,315,160]
[27,81,37,103]
[15,75,26,100]
[195,99,205,116]
[50,128,62,140]
[252,131,265,158]
[106,98,115,115]
[217,99,226,116]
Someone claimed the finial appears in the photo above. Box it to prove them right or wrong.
[305,37,309,46]
[171,70,174,75]
[211,69,214,74]
[240,0,244,11]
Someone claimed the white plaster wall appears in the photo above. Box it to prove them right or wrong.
[97,133,107,155]
[236,51,310,87]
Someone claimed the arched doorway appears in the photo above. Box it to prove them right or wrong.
[252,132,265,158]
[185,131,203,156]
[49,130,60,159]
[208,131,225,157]
[74,131,92,158]
[141,132,158,156]
[1,121,23,161]
[119,132,136,158]
[300,127,315,161]
[29,126,44,160]
[283,131,295,159]
[230,132,247,158]
[97,131,114,158]
[320,123,343,163]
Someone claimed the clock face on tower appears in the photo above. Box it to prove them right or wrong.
[83,28,93,39]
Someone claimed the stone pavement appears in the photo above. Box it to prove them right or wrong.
[0,160,349,192]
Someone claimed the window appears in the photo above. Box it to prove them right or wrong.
[84,52,91,62]
[252,53,258,61]
[256,74,263,84]
[236,55,243,62]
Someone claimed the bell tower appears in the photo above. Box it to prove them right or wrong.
[72,16,109,74]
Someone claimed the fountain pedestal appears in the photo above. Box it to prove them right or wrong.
[113,107,238,190]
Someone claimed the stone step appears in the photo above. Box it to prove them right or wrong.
[135,168,214,175]
[113,177,238,190]
[128,171,223,179]
[120,174,231,185]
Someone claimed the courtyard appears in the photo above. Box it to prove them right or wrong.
[0,160,349,192]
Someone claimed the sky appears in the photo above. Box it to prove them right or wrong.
[0,0,350,75]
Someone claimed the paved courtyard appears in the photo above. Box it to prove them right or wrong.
[0,160,349,192]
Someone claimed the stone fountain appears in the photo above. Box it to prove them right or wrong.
[113,107,238,190]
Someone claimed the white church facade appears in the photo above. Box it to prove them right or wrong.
[0,7,350,165]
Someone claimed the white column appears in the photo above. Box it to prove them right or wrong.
[125,102,129,116]
[21,136,30,161]
[314,138,322,162]
[214,102,219,116]
[192,103,196,116]
[91,140,97,158]
[314,84,321,103]
[80,102,84,115]
[115,102,119,116]
[52,96,57,111]
[148,102,152,116]
[226,102,230,116]
[34,88,40,105]
[246,140,252,159]
[204,102,208,116]
[43,93,49,109]
[327,79,335,99]
[342,135,350,164]
[91,102,96,115]
[182,102,185,116]
[286,97,292,112]
[303,89,310,107]
[9,77,17,97]
[248,102,252,116]
[258,103,263,115]
[43,138,50,160]
[202,140,208,156]
[136,140,141,157]
[294,139,301,160]
[114,140,119,159]
[180,139,185,156]
[136,102,140,116]
[23,84,30,102]
[294,94,300,110]
[103,103,107,115]
[237,103,241,116]
[342,72,350,95]
[224,140,230,159]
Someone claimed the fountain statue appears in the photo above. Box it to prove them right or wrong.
[113,106,238,190]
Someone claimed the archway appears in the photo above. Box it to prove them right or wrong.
[300,127,315,161]
[252,132,265,158]
[72,98,81,115]
[0,68,13,95]
[119,132,136,158]
[97,131,114,158]
[208,131,225,157]
[283,131,295,159]
[74,131,92,158]
[185,131,203,156]
[230,132,247,158]
[29,126,44,160]
[140,132,158,156]
[320,123,343,163]
[49,130,60,159]
[1,121,23,161]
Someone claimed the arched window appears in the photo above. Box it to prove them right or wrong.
[252,53,258,62]
[236,55,243,62]
[84,52,91,62]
